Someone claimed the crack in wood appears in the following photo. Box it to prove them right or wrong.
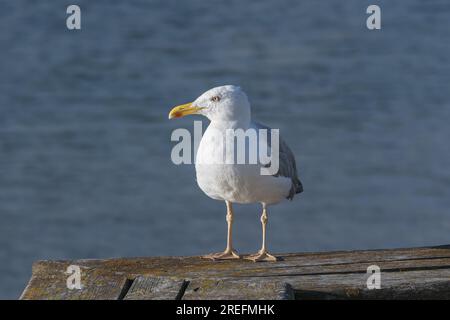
[117,278,134,300]
[176,280,189,300]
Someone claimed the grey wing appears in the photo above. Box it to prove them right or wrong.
[253,122,304,200]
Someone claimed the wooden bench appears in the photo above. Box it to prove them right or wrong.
[20,245,450,299]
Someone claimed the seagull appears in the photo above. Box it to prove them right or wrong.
[168,85,303,262]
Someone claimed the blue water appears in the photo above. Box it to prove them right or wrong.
[1,0,450,299]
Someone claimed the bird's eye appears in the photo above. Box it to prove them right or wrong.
[210,96,221,102]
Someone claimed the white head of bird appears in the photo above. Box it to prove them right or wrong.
[168,85,251,124]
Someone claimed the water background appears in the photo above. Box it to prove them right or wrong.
[1,0,450,299]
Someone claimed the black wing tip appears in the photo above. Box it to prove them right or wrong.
[287,181,303,200]
[296,182,304,194]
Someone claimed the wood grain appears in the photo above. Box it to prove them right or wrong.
[124,276,187,300]
[183,278,294,300]
[19,245,450,299]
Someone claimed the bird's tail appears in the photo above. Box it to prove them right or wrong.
[287,178,303,200]
[296,179,304,194]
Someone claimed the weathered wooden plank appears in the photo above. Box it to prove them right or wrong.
[20,245,450,300]
[23,254,450,281]
[20,264,128,300]
[182,278,294,300]
[124,276,187,300]
[287,268,450,299]
[28,245,450,278]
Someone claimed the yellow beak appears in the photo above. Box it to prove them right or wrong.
[168,102,204,119]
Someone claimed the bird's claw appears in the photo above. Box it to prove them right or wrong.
[203,249,241,260]
[245,250,278,262]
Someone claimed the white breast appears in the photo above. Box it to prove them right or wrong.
[195,122,291,205]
